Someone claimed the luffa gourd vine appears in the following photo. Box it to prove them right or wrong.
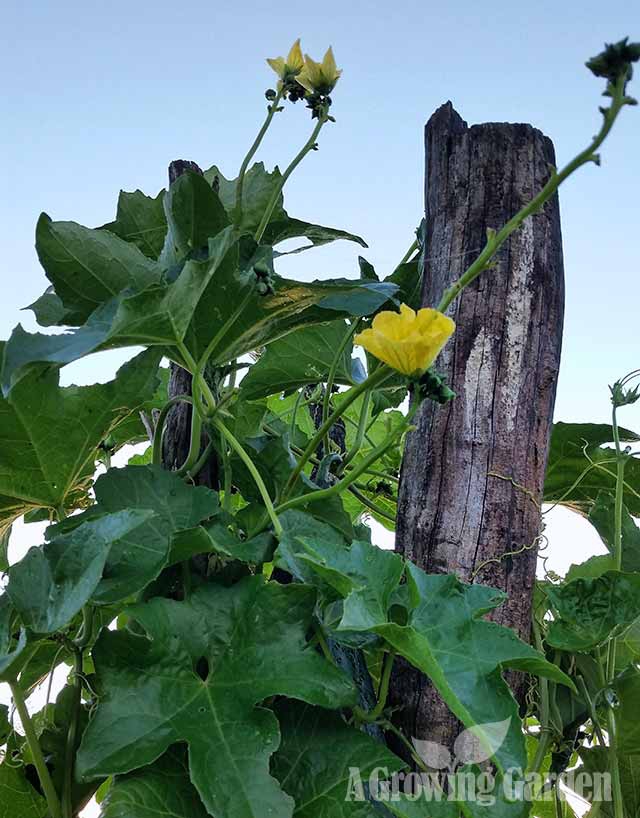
[0,37,638,818]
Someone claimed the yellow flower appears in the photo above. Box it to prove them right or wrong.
[297,47,342,95]
[355,304,455,377]
[267,39,305,82]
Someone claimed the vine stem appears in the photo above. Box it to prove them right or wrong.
[397,237,418,267]
[354,650,396,722]
[212,418,283,538]
[274,415,405,517]
[341,389,371,470]
[254,113,328,244]
[10,681,62,818]
[437,74,629,314]
[235,88,284,221]
[281,365,393,501]
[605,399,628,818]
[321,319,360,454]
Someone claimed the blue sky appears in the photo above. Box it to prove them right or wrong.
[1,0,639,425]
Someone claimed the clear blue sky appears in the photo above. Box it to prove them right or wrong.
[2,0,639,424]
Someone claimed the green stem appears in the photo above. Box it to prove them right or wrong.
[183,437,215,481]
[212,418,283,538]
[10,681,62,818]
[321,319,361,453]
[341,389,371,470]
[290,388,306,441]
[314,625,335,665]
[397,238,418,267]
[152,394,193,466]
[577,675,606,746]
[348,485,397,523]
[62,650,82,818]
[437,75,629,314]
[196,287,255,376]
[281,365,393,501]
[176,381,205,478]
[356,650,396,722]
[235,89,284,221]
[176,341,217,415]
[611,404,625,572]
[254,114,328,243]
[275,419,404,517]
[220,431,233,513]
[607,706,626,818]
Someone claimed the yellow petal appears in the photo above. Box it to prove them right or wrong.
[322,46,341,84]
[266,56,286,78]
[287,39,304,72]
[355,305,455,376]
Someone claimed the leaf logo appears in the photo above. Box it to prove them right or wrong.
[412,718,511,770]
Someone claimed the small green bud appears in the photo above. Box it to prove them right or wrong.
[610,380,640,408]
[265,88,277,101]
[586,38,640,86]
[416,369,456,405]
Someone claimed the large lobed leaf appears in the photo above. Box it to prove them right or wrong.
[545,571,640,651]
[46,465,218,604]
[0,347,161,536]
[7,509,152,633]
[76,576,357,818]
[543,422,640,515]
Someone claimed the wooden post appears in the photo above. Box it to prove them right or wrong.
[389,103,565,754]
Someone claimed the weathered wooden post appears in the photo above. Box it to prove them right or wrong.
[389,103,565,753]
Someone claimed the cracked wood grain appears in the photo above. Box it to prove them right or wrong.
[389,102,565,758]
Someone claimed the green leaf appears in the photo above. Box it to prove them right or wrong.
[99,747,209,818]
[614,664,640,754]
[580,747,640,818]
[292,537,405,631]
[543,423,640,514]
[272,700,405,817]
[545,572,640,652]
[0,594,29,682]
[7,510,152,633]
[0,758,48,818]
[205,162,286,234]
[4,245,396,394]
[588,492,640,572]
[375,565,574,775]
[0,347,160,532]
[385,259,422,311]
[35,684,96,812]
[163,171,229,256]
[49,465,218,604]
[26,286,71,328]
[205,162,367,253]
[265,217,367,254]
[240,320,356,400]
[35,213,162,325]
[276,510,348,583]
[76,577,356,818]
[101,188,168,259]
[1,226,237,395]
[169,521,274,566]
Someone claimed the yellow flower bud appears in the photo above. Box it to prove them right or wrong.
[355,304,455,377]
[297,47,342,95]
[266,39,305,82]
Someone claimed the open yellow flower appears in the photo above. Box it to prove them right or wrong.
[267,39,305,82]
[297,47,342,95]
[355,304,455,377]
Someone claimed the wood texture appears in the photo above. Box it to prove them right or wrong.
[389,103,565,755]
